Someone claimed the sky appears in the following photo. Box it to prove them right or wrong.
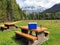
[16,0,60,9]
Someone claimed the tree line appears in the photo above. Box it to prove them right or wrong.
[21,11,60,20]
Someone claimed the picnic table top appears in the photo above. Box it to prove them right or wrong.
[20,26,48,33]
[4,23,15,25]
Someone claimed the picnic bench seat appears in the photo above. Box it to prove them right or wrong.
[1,26,7,28]
[15,31,37,41]
[44,31,50,37]
[0,26,8,31]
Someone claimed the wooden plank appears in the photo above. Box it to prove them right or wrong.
[1,26,7,28]
[15,31,37,41]
[20,26,47,33]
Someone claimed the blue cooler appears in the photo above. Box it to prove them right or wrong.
[28,22,37,30]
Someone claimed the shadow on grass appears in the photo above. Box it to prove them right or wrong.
[12,36,29,45]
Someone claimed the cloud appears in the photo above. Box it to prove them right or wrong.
[16,0,60,8]
[52,0,60,3]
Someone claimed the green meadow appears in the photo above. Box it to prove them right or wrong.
[0,20,60,45]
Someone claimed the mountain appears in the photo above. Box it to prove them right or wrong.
[44,3,60,12]
[21,6,46,14]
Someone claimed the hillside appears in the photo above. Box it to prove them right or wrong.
[44,3,60,12]
[39,3,60,20]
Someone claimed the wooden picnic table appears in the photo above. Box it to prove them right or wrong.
[16,26,49,45]
[20,26,47,37]
[4,23,15,29]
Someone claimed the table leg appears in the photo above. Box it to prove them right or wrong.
[36,32,49,44]
[29,31,38,37]
[30,31,32,35]
[35,32,38,37]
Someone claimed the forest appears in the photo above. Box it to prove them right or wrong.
[0,0,23,22]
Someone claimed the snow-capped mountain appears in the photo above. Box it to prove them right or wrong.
[21,6,46,14]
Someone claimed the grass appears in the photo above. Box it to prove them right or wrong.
[0,20,60,45]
